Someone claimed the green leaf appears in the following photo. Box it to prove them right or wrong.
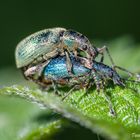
[1,36,140,140]
[21,120,64,140]
[0,83,140,140]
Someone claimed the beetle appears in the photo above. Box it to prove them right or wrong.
[25,55,125,92]
[25,54,127,115]
[23,54,140,114]
[15,28,92,77]
[15,27,117,81]
[15,27,138,84]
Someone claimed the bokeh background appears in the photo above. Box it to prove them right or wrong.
[0,0,140,67]
[0,0,140,140]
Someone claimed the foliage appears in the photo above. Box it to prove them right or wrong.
[0,37,140,140]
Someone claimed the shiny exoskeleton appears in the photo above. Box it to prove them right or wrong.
[28,55,125,92]
[20,54,140,115]
[15,27,140,93]
[15,27,112,82]
[15,28,94,79]
[15,28,140,115]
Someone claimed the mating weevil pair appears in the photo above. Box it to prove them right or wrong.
[15,27,140,115]
[15,27,115,78]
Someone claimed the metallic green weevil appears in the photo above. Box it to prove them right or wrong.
[15,27,95,80]
[16,27,131,82]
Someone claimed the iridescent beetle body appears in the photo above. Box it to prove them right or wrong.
[15,28,66,68]
[40,55,139,115]
[15,28,140,116]
[31,55,125,91]
[15,27,138,88]
[15,27,97,79]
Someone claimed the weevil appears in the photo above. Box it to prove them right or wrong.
[15,28,140,115]
[15,27,140,93]
[25,55,128,115]
[25,55,125,92]
[15,27,119,81]
[19,52,140,115]
[15,28,92,78]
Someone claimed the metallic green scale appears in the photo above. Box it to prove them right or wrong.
[43,55,124,87]
[15,28,66,68]
[15,27,94,72]
[44,56,90,80]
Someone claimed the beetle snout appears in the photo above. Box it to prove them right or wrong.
[113,77,125,87]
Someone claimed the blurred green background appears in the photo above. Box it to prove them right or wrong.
[0,0,140,67]
[0,0,140,140]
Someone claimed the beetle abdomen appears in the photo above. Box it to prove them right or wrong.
[43,56,90,80]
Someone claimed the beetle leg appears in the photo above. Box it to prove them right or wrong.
[52,80,61,96]
[102,90,116,116]
[73,42,93,69]
[98,46,131,72]
[97,46,115,67]
[73,43,93,69]
[73,49,77,59]
[84,79,92,94]
[90,70,104,92]
[24,66,40,77]
[24,60,50,77]
[60,41,74,76]
[97,46,139,79]
[114,65,135,77]
[73,42,78,58]
[77,56,93,69]
[91,70,116,116]
[62,85,79,100]
[65,51,74,76]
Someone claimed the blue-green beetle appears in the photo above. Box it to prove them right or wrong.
[15,28,66,68]
[15,27,113,81]
[15,27,94,79]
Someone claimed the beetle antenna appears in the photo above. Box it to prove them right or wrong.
[119,78,139,93]
[113,65,140,82]
[121,77,140,84]
[124,78,140,83]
